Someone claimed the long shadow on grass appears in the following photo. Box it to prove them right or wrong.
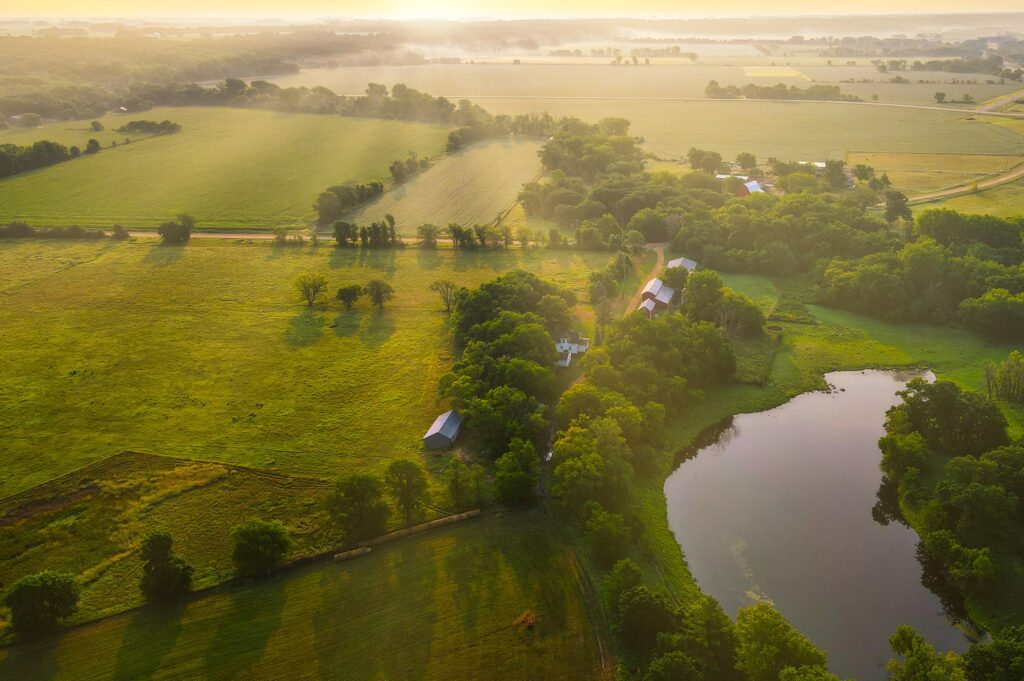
[331,310,360,337]
[0,631,62,681]
[356,248,397,275]
[111,605,184,680]
[358,311,395,349]
[328,246,358,270]
[416,248,443,271]
[143,243,186,267]
[285,309,325,348]
[442,527,506,636]
[202,578,287,679]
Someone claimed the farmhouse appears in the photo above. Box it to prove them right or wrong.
[423,410,463,449]
[555,331,589,368]
[640,277,675,308]
[737,180,765,196]
[666,256,698,271]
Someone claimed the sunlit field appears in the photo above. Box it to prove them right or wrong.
[0,107,450,229]
[912,176,1024,217]
[846,151,1024,194]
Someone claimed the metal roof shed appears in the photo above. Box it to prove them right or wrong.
[423,410,463,449]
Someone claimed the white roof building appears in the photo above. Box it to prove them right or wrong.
[666,256,698,271]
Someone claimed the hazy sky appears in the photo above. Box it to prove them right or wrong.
[2,0,1023,19]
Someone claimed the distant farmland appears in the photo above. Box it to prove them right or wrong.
[345,139,542,232]
[0,107,449,229]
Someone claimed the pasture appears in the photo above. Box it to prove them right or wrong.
[0,513,610,681]
[0,107,450,229]
[0,238,611,498]
[345,138,542,232]
[846,151,1024,195]
[912,177,1024,218]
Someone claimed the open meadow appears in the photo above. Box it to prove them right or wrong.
[847,151,1024,195]
[345,138,542,231]
[0,238,611,498]
[0,512,610,681]
[912,176,1024,218]
[0,107,450,229]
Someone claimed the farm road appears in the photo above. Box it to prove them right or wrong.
[625,243,667,315]
[908,158,1024,204]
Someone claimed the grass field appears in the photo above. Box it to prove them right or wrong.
[0,452,339,624]
[480,99,1024,160]
[0,239,610,498]
[0,512,610,681]
[847,151,1024,195]
[345,138,542,232]
[0,107,450,229]
[912,177,1024,218]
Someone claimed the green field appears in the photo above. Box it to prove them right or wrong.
[0,107,450,229]
[345,138,541,232]
[479,98,1024,160]
[0,512,610,681]
[847,151,1024,195]
[913,177,1024,218]
[0,239,610,498]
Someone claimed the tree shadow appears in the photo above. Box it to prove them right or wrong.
[202,578,287,679]
[331,310,360,337]
[416,248,443,271]
[359,311,396,349]
[355,248,397,275]
[442,529,505,635]
[285,309,325,348]
[111,604,184,680]
[142,243,186,267]
[0,630,63,681]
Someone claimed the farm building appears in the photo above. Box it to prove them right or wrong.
[555,331,589,368]
[641,277,675,308]
[423,410,463,449]
[557,350,573,368]
[737,180,765,196]
[637,298,657,318]
[666,256,698,271]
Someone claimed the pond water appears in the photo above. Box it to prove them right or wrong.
[664,370,974,680]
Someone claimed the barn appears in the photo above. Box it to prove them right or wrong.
[423,410,463,449]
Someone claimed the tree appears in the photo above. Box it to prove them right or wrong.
[662,265,689,292]
[430,280,460,314]
[444,458,476,510]
[644,651,702,681]
[327,473,390,540]
[231,519,291,577]
[90,120,104,131]
[586,505,631,567]
[885,190,912,223]
[4,571,79,636]
[295,272,328,307]
[156,214,194,244]
[364,279,395,310]
[384,459,429,525]
[886,625,966,681]
[735,602,828,681]
[935,92,947,103]
[417,223,439,248]
[684,270,725,322]
[615,585,677,659]
[603,559,642,611]
[335,284,362,310]
[139,531,193,604]
[85,138,101,154]
[736,152,757,170]
[494,437,540,503]
[963,624,1024,681]
[716,289,766,336]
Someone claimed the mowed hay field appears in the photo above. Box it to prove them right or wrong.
[912,177,1024,218]
[0,107,450,229]
[479,98,1024,159]
[847,151,1024,195]
[0,513,610,681]
[346,139,542,231]
[0,239,611,497]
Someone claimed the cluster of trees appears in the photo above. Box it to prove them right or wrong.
[389,151,429,183]
[294,272,394,310]
[117,119,181,135]
[157,214,195,244]
[326,459,438,540]
[315,181,384,225]
[535,117,643,181]
[0,138,100,179]
[332,214,403,248]
[440,272,576,486]
[3,519,291,638]
[909,55,1023,81]
[705,80,862,102]
[878,379,1019,604]
[985,352,1024,403]
[0,222,116,240]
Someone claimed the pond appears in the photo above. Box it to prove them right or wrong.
[664,370,975,680]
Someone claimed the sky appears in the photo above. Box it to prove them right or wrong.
[1,0,1023,20]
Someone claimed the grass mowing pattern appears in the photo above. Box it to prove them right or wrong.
[0,107,450,229]
[0,239,610,497]
[345,139,542,232]
[0,513,609,681]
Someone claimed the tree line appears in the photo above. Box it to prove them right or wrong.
[0,137,101,179]
[705,80,862,102]
[117,119,181,135]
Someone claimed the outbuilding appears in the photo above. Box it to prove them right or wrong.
[666,256,698,272]
[737,180,765,197]
[423,410,463,449]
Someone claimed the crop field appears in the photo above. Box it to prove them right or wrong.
[912,177,1024,218]
[0,107,450,229]
[0,451,339,623]
[0,513,610,681]
[480,98,1024,160]
[345,139,542,231]
[0,239,611,498]
[846,151,1024,194]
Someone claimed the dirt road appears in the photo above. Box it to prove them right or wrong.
[908,158,1024,204]
[625,243,666,315]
